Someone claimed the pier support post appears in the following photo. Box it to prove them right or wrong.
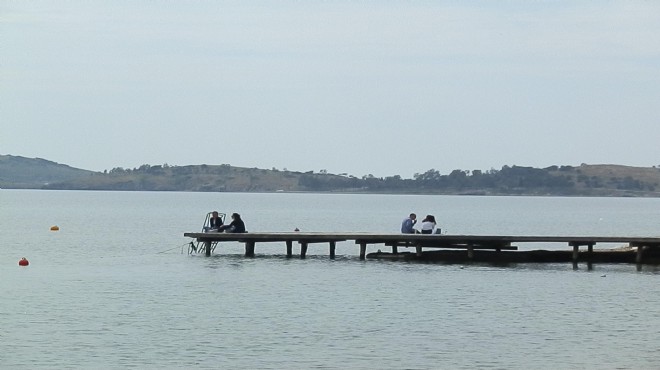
[359,242,367,260]
[572,243,579,269]
[392,245,398,254]
[329,241,336,259]
[636,245,645,266]
[587,243,594,270]
[300,242,308,259]
[467,244,474,260]
[286,240,293,258]
[204,240,212,257]
[245,241,255,257]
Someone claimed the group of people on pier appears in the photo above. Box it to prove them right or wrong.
[204,210,434,235]
[204,211,438,235]
[401,213,440,234]
[204,211,246,233]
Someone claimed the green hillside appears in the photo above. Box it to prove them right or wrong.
[0,155,94,188]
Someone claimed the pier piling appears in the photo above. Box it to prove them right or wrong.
[300,242,308,259]
[329,241,336,259]
[245,241,255,257]
[286,240,293,258]
[204,240,212,257]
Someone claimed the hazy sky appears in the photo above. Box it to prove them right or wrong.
[2,1,659,178]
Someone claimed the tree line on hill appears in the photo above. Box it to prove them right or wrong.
[49,163,660,196]
[297,164,659,195]
[2,155,659,196]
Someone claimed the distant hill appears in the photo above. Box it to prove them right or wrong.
[2,154,660,197]
[554,164,660,195]
[410,164,660,197]
[0,155,94,188]
[42,164,360,192]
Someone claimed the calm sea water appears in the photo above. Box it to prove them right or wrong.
[1,190,659,369]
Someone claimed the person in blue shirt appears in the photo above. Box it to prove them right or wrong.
[401,213,417,233]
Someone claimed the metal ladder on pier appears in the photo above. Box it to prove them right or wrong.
[188,211,226,254]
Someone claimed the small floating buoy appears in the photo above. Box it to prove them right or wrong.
[50,225,59,231]
[18,257,29,266]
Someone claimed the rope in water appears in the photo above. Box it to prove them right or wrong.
[156,242,191,254]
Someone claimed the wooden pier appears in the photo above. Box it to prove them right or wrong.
[183,232,660,268]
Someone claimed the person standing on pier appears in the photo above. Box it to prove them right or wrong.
[219,213,246,233]
[401,213,417,234]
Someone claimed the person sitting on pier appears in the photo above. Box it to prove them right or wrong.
[401,213,418,234]
[420,215,437,234]
[219,213,246,233]
[204,211,224,232]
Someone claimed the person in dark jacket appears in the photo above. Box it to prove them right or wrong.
[210,211,223,229]
[204,211,224,232]
[219,213,246,233]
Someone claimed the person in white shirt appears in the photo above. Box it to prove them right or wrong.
[420,215,437,234]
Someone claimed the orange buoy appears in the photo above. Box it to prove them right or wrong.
[50,225,59,231]
[19,257,29,266]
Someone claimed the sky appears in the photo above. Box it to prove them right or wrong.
[2,1,659,178]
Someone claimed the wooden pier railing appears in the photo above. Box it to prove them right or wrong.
[183,232,660,267]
